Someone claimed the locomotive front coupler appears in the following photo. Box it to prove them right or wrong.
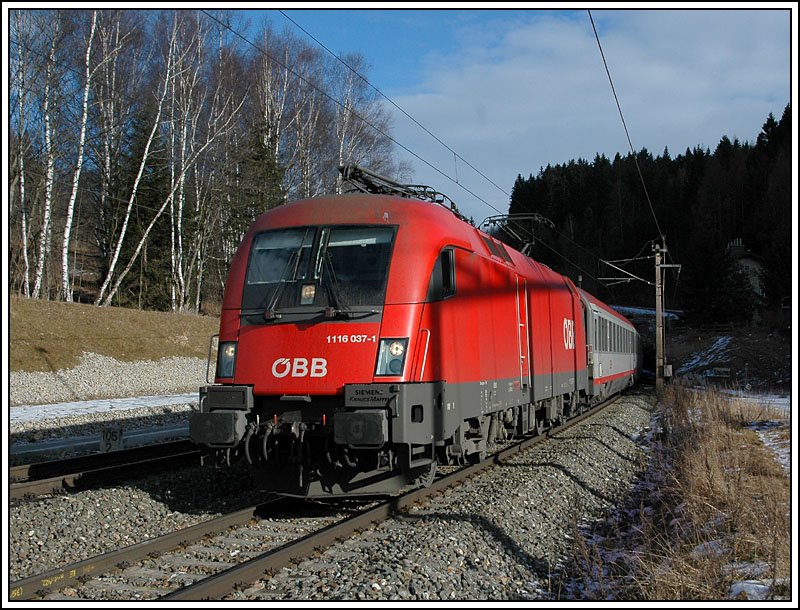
[190,385,254,447]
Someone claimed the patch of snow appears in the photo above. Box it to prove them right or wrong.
[724,390,790,413]
[729,578,790,600]
[750,425,791,476]
[612,305,680,320]
[691,539,727,558]
[722,560,771,577]
[677,336,732,373]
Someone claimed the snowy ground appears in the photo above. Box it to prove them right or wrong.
[731,392,791,478]
[677,336,733,374]
[612,305,681,320]
[566,386,793,601]
[9,392,197,425]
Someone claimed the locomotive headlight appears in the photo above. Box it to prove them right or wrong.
[217,341,237,378]
[375,338,409,376]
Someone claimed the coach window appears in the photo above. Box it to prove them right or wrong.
[426,247,456,301]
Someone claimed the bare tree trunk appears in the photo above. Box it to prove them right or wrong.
[95,19,177,305]
[18,143,31,297]
[32,22,60,300]
[61,10,98,301]
[334,64,356,194]
[100,84,243,306]
[13,10,32,296]
[169,63,177,310]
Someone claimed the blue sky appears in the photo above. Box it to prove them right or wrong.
[247,6,793,224]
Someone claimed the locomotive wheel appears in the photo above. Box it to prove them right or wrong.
[533,417,546,437]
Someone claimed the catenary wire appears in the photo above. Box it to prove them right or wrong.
[588,10,665,242]
[276,9,511,198]
[200,10,502,217]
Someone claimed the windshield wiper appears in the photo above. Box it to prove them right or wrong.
[321,306,381,319]
[320,251,349,314]
[263,245,305,319]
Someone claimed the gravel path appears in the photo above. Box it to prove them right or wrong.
[9,353,205,463]
[10,352,207,406]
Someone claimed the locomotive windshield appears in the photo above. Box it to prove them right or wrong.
[243,225,396,313]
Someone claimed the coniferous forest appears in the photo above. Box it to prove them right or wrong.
[8,9,791,326]
[502,104,791,325]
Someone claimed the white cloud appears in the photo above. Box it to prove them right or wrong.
[387,9,791,223]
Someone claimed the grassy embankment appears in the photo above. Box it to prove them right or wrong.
[560,384,791,600]
[9,296,220,373]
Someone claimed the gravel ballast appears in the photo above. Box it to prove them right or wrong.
[9,352,657,600]
[236,392,656,601]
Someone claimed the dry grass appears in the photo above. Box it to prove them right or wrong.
[9,296,220,372]
[558,384,791,600]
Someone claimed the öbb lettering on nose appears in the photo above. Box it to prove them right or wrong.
[271,357,328,378]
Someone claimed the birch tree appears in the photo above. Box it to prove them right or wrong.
[94,12,178,305]
[330,53,398,193]
[99,11,243,307]
[286,45,327,199]
[10,10,34,296]
[254,25,292,167]
[60,10,98,301]
[31,14,63,299]
[89,11,147,277]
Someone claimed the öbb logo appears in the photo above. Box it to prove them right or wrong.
[271,357,328,378]
[563,318,575,350]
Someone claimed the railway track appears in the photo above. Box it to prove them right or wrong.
[10,394,620,601]
[9,440,201,500]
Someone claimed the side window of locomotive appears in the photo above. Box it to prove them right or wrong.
[427,247,456,302]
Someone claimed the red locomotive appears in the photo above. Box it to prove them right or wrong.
[190,166,641,497]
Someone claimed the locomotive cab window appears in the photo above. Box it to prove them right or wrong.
[427,247,456,302]
[243,225,396,312]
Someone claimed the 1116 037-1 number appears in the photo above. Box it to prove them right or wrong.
[326,334,377,344]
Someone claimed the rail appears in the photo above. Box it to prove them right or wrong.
[11,392,626,600]
[10,440,200,499]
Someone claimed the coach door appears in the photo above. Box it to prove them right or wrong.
[516,275,531,391]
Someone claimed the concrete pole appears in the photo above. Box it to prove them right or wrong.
[655,243,664,391]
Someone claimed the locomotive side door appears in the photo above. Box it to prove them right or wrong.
[515,275,531,392]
